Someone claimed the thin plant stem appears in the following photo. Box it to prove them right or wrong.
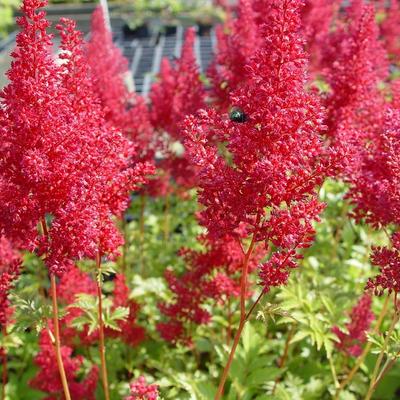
[365,309,399,400]
[372,349,400,391]
[334,294,391,399]
[226,296,232,346]
[96,251,110,400]
[214,234,257,400]
[329,354,340,389]
[40,219,71,400]
[50,274,72,400]
[272,323,296,394]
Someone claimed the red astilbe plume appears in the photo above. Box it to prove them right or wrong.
[367,235,400,295]
[184,0,328,293]
[208,0,262,109]
[332,294,375,357]
[0,0,73,274]
[125,376,159,400]
[55,18,154,264]
[347,108,400,229]
[149,27,205,190]
[30,330,99,400]
[379,0,400,64]
[158,233,264,345]
[322,3,388,176]
[0,237,21,327]
[106,274,145,347]
[86,7,154,161]
[301,0,340,74]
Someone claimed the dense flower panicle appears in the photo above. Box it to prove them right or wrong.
[323,4,388,143]
[0,237,21,326]
[322,4,388,180]
[332,294,374,357]
[184,0,328,292]
[208,0,261,109]
[379,0,400,62]
[126,376,159,400]
[87,7,154,161]
[0,0,69,257]
[367,237,400,295]
[158,233,265,344]
[149,28,205,189]
[0,1,153,275]
[348,108,400,228]
[55,18,153,268]
[30,330,99,399]
[150,28,205,138]
[301,0,340,73]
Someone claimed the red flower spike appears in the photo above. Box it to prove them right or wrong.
[332,294,374,357]
[30,330,99,399]
[149,27,205,191]
[208,0,261,109]
[184,0,328,293]
[87,7,154,162]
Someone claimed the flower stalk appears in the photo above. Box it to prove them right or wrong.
[96,250,110,400]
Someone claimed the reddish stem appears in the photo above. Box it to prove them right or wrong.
[215,234,257,400]
[41,219,71,400]
[96,251,110,400]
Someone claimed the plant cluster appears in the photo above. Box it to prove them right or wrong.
[1,0,400,399]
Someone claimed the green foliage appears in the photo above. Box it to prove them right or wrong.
[0,0,18,38]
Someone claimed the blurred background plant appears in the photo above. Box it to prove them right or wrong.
[0,0,19,38]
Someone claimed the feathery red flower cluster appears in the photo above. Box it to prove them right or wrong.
[208,0,261,109]
[332,294,374,357]
[31,330,99,399]
[0,237,21,326]
[149,27,205,191]
[184,0,328,292]
[86,7,154,161]
[158,233,264,344]
[126,376,158,400]
[0,0,153,275]
[323,3,387,154]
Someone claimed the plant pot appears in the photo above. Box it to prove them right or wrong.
[122,22,150,39]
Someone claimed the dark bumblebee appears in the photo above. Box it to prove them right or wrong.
[229,107,247,123]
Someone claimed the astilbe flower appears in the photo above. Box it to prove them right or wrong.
[125,376,158,400]
[55,18,154,264]
[184,0,328,293]
[322,3,388,176]
[332,294,374,357]
[149,27,206,191]
[86,7,154,161]
[0,0,152,275]
[30,330,99,399]
[106,274,145,347]
[0,237,21,327]
[347,108,400,228]
[301,0,340,74]
[0,0,73,274]
[158,233,264,344]
[208,0,262,109]
[379,0,400,63]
